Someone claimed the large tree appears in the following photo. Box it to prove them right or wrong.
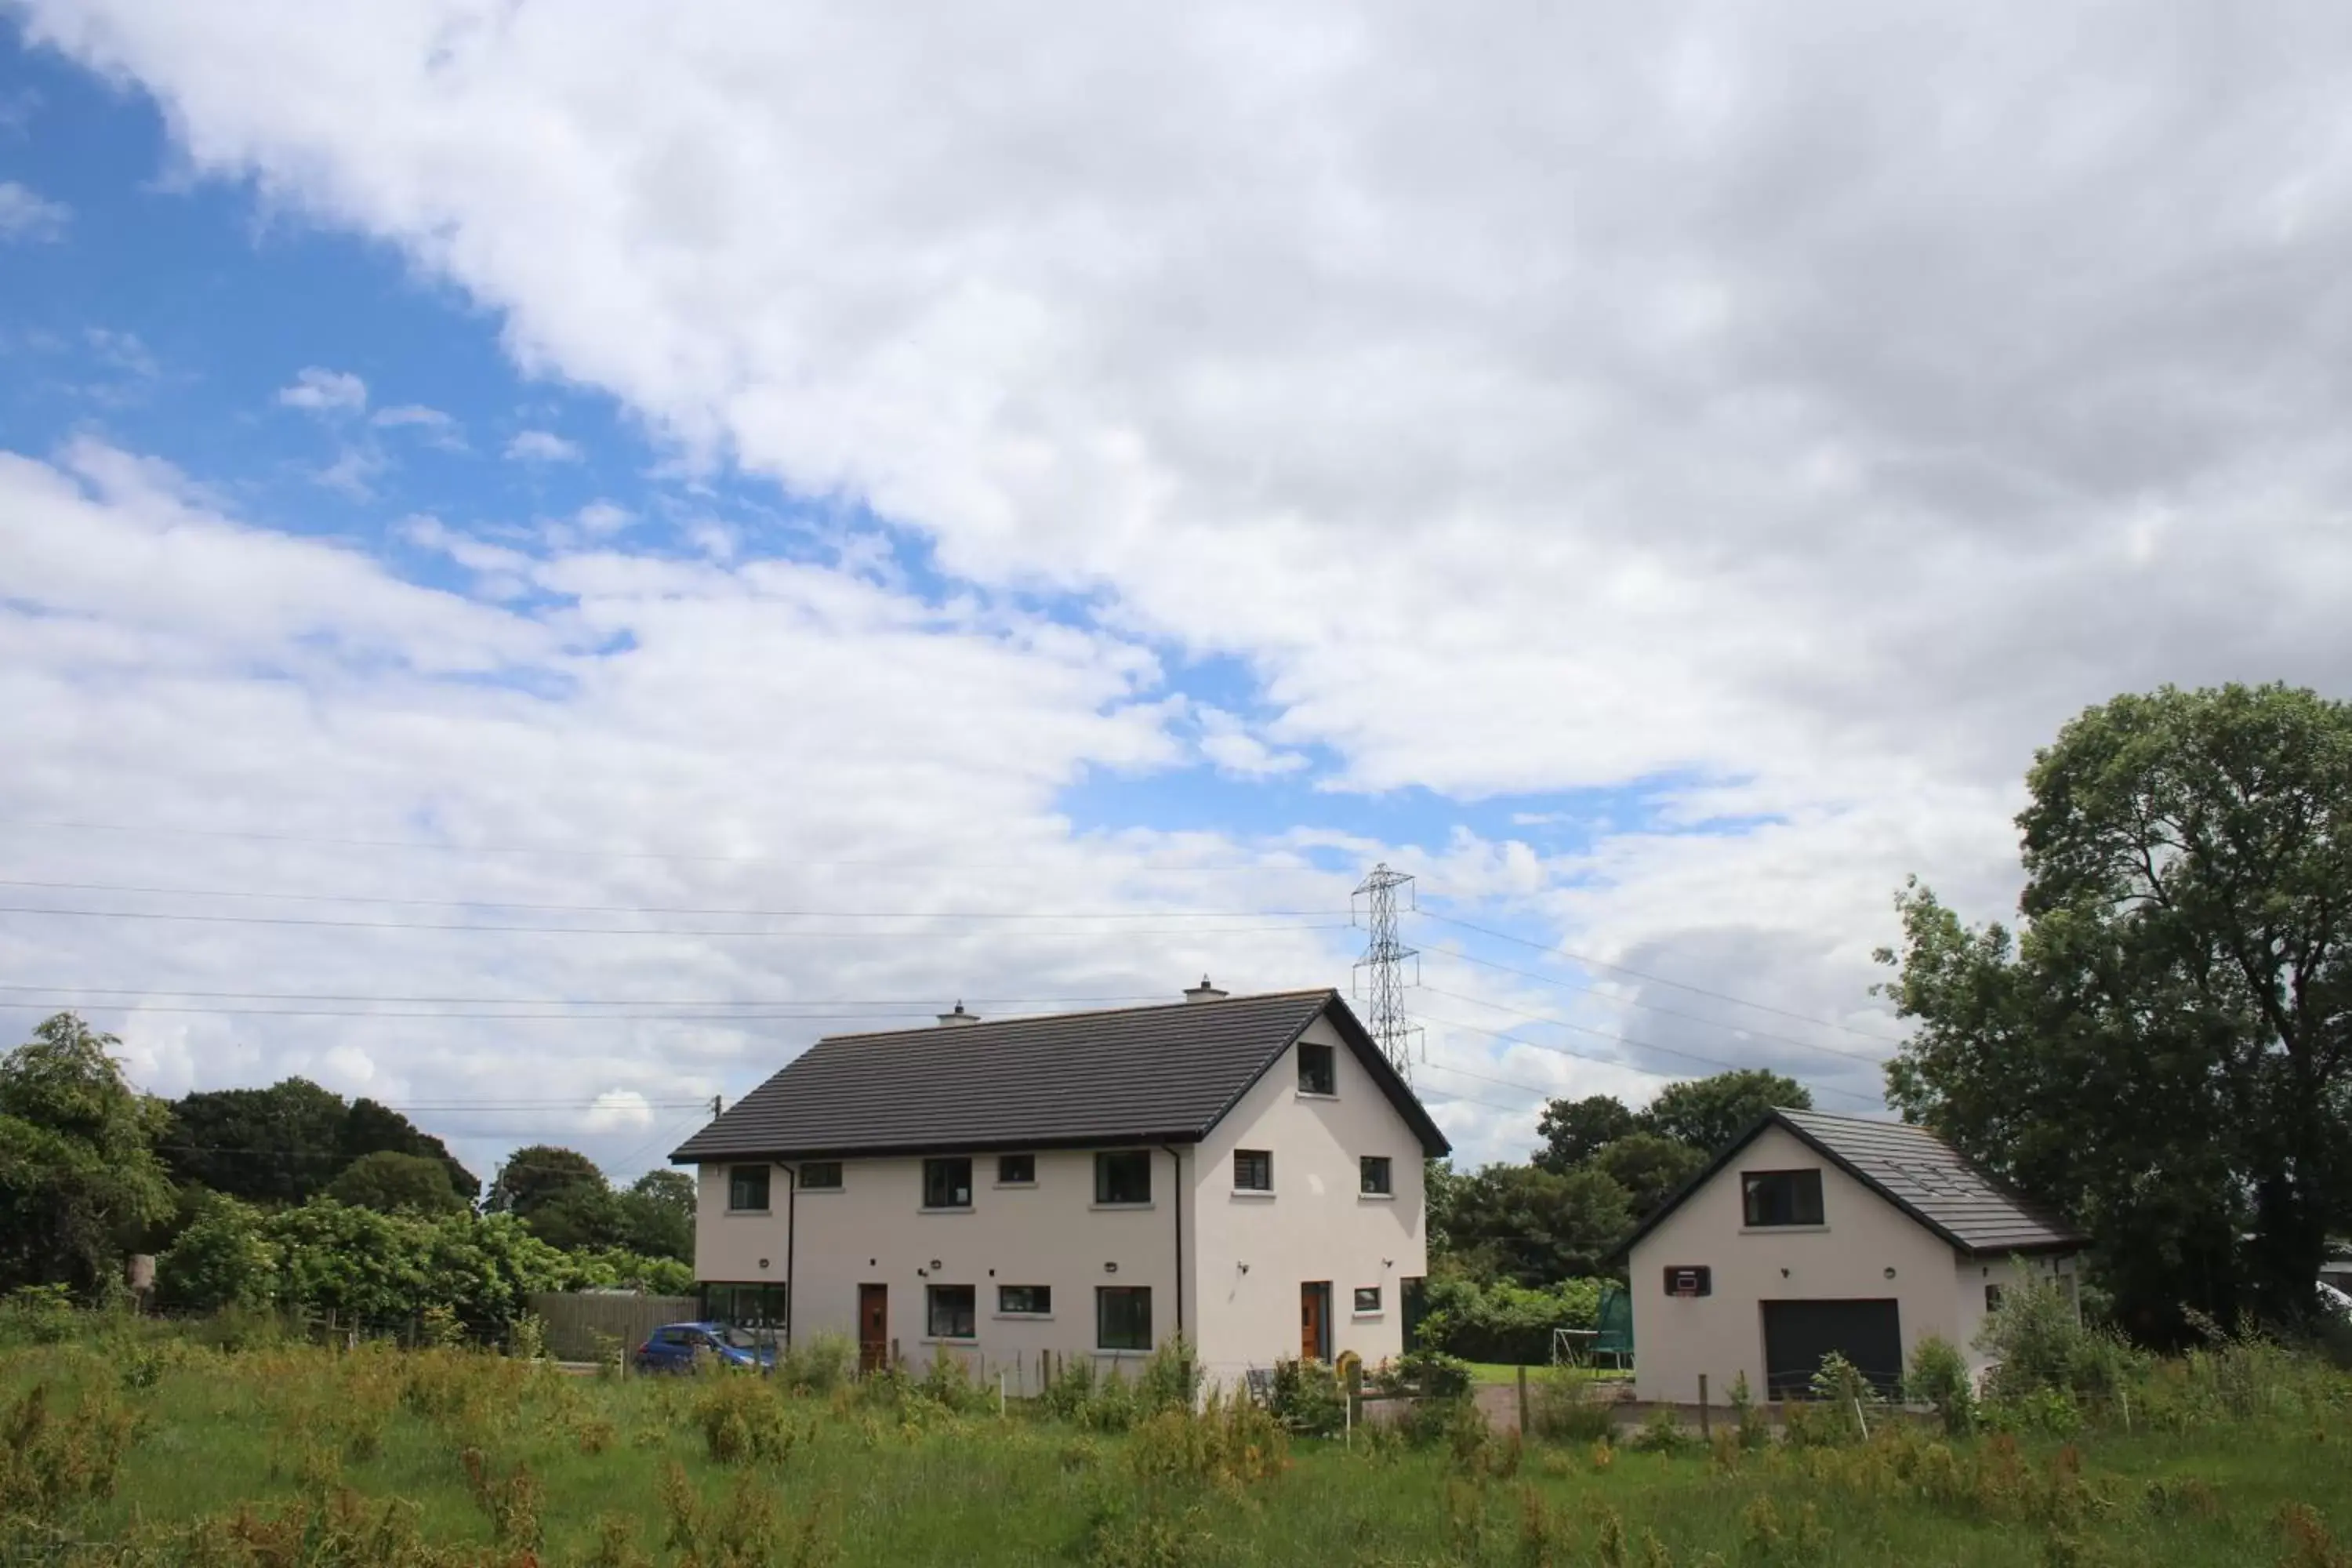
[326,1150,469,1216]
[487,1145,607,1221]
[1881,683,2352,1338]
[1533,1094,1639,1172]
[1639,1069,1811,1154]
[162,1080,478,1207]
[1428,1162,1632,1287]
[1589,1132,1708,1218]
[0,1014,176,1297]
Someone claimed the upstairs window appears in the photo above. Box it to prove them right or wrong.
[1298,1042,1337,1095]
[1359,1156,1393,1196]
[1354,1287,1382,1314]
[923,1156,974,1209]
[1233,1149,1272,1191]
[1094,1149,1152,1205]
[799,1161,843,1191]
[728,1165,771,1211]
[926,1284,976,1339]
[997,1153,1035,1185]
[1742,1169,1825,1228]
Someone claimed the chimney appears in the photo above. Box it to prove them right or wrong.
[937,1000,982,1027]
[1184,975,1229,1004]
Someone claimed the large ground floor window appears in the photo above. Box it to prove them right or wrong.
[1096,1286,1152,1350]
[702,1283,788,1330]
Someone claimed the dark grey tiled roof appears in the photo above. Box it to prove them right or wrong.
[672,989,1450,1163]
[1618,1107,2083,1259]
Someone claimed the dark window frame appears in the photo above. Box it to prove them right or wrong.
[1359,1155,1393,1196]
[996,1153,1036,1185]
[1984,1283,2005,1314]
[922,1156,975,1210]
[798,1161,843,1192]
[1354,1287,1381,1314]
[926,1283,977,1340]
[997,1284,1051,1316]
[1097,1285,1152,1351]
[1741,1168,1826,1228]
[1233,1149,1273,1191]
[1094,1149,1152,1205]
[727,1165,771,1211]
[1298,1042,1337,1095]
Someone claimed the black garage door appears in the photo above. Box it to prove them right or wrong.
[1761,1299,1902,1399]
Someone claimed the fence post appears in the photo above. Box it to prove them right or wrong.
[1699,1374,1711,1439]
[1515,1365,1529,1435]
[1348,1359,1365,1435]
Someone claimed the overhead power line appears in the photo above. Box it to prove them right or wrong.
[1414,908,1904,1044]
[1414,1002,1882,1109]
[0,985,1174,1007]
[0,879,1346,921]
[0,1000,1134,1022]
[0,906,1348,940]
[0,817,1341,876]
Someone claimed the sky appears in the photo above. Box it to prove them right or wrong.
[2,2,2349,1188]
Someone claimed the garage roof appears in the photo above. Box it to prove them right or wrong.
[1617,1106,2084,1258]
[672,987,1451,1163]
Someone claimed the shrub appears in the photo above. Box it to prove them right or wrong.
[695,1374,805,1465]
[1372,1349,1474,1401]
[1527,1368,1615,1445]
[1625,1406,1696,1455]
[1039,1355,1098,1422]
[1976,1271,2138,1403]
[779,1332,855,1396]
[1265,1358,1345,1436]
[1124,1389,1287,1490]
[1082,1364,1143,1433]
[0,1285,80,1346]
[0,1382,140,1521]
[1905,1334,1977,1435]
[1136,1336,1202,1414]
[1413,1274,1606,1364]
[1726,1370,1770,1450]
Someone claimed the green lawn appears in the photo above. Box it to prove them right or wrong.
[2,1333,2347,1566]
[1460,1359,1619,1385]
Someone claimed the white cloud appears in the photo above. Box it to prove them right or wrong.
[506,430,583,463]
[19,0,2352,1163]
[372,403,464,448]
[574,499,633,535]
[1196,706,1307,779]
[0,180,68,242]
[277,365,367,413]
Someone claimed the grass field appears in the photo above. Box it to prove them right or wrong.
[2,1323,2348,1566]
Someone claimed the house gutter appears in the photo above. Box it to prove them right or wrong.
[781,1161,797,1352]
[1160,1145,1185,1342]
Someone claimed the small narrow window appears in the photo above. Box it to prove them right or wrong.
[1740,1170,1825,1227]
[1233,1149,1272,1191]
[1298,1042,1336,1095]
[923,1157,974,1209]
[1097,1286,1152,1350]
[926,1284,976,1339]
[1094,1150,1152,1205]
[997,1284,1051,1316]
[997,1153,1035,1185]
[798,1161,843,1191]
[1984,1283,2005,1314]
[1354,1287,1381,1314]
[728,1165,771,1211]
[1359,1156,1393,1195]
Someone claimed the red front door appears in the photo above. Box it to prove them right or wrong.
[858,1283,888,1371]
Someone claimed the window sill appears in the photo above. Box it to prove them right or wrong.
[1357,1192,1395,1202]
[1295,1091,1338,1102]
[1352,1312,1385,1321]
[1090,1201,1155,1212]
[724,1208,773,1217]
[797,1188,842,1196]
[919,1206,976,1215]
[919,1336,978,1347]
[1095,1348,1151,1359]
[993,1312,1054,1322]
[1230,1189,1276,1200]
[992,1181,1037,1190]
[1740,1224,1830,1235]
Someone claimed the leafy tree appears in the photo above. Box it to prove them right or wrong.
[487,1144,607,1219]
[1640,1069,1811,1154]
[1590,1131,1708,1217]
[1432,1162,1632,1287]
[162,1077,349,1206]
[1533,1094,1639,1171]
[1882,684,2352,1338]
[523,1184,627,1251]
[339,1098,479,1203]
[325,1150,468,1215]
[0,1014,176,1297]
[153,1192,278,1313]
[615,1170,695,1261]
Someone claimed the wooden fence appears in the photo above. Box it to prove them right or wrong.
[526,1292,702,1362]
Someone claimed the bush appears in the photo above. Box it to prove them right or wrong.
[1265,1358,1345,1436]
[1413,1274,1606,1364]
[779,1332,855,1396]
[1526,1367,1615,1445]
[1370,1349,1475,1402]
[0,1285,79,1346]
[1905,1334,1976,1435]
[1976,1270,2138,1403]
[1726,1370,1769,1450]
[1040,1356,1098,1423]
[695,1374,804,1465]
[1136,1337,1202,1414]
[1625,1406,1696,1454]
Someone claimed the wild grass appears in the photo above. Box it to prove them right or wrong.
[0,1311,2345,1565]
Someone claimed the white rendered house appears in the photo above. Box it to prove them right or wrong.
[675,983,1450,1390]
[1622,1108,2084,1404]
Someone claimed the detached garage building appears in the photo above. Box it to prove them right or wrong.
[1621,1109,2082,1404]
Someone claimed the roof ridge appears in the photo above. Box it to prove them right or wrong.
[812,987,1336,1043]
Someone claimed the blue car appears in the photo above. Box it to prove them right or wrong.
[633,1320,776,1374]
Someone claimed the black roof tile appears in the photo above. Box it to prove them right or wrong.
[672,988,1451,1163]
